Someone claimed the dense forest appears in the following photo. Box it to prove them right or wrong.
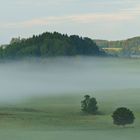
[0,32,105,59]
[2,31,140,58]
[94,37,140,56]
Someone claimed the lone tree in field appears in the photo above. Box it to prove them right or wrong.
[112,107,135,127]
[81,95,98,114]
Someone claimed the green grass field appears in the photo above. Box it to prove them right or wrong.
[0,89,140,140]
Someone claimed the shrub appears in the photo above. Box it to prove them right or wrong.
[112,107,135,126]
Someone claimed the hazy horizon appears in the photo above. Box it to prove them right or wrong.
[1,0,140,44]
[2,31,140,46]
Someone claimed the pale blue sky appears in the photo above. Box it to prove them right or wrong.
[1,0,140,44]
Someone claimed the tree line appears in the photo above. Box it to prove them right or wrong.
[95,37,140,56]
[0,32,105,59]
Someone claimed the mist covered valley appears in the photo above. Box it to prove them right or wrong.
[0,56,140,103]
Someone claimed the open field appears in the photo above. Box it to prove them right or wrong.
[103,48,122,51]
[102,48,122,55]
[0,89,139,139]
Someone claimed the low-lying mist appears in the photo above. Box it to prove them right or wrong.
[0,56,140,103]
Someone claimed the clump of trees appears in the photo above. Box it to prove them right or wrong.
[0,32,106,59]
[81,95,135,127]
[81,95,98,114]
[112,107,135,127]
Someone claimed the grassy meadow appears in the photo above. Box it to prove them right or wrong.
[0,89,140,139]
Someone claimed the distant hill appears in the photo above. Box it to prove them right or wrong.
[94,37,140,56]
[0,32,105,59]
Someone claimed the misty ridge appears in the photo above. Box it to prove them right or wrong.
[0,32,105,59]
[1,31,140,59]
[0,56,140,103]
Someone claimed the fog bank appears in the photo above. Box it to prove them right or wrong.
[0,57,140,102]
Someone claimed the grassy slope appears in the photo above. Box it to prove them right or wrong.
[0,89,140,139]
